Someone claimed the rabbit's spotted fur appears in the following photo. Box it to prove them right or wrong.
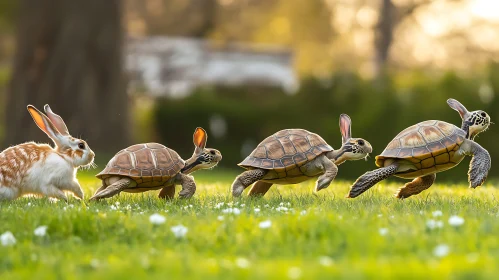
[0,105,95,201]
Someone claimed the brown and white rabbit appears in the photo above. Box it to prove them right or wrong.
[0,105,95,201]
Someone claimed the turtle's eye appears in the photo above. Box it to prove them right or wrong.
[357,140,364,146]
[210,150,216,155]
[481,112,486,117]
[78,143,85,149]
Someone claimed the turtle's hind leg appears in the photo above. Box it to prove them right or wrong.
[89,178,134,201]
[232,169,268,197]
[347,164,398,198]
[248,181,273,197]
[158,185,175,199]
[92,184,107,198]
[395,173,436,199]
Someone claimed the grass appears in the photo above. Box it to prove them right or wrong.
[1,168,499,279]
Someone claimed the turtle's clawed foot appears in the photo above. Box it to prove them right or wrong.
[232,179,245,197]
[314,177,332,192]
[469,173,487,189]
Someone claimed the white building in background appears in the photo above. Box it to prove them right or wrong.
[126,36,299,97]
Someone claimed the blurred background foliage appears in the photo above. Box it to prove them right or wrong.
[0,0,498,181]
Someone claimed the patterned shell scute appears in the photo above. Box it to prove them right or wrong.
[96,143,185,184]
[375,121,466,168]
[238,129,333,172]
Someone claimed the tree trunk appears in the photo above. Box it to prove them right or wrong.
[374,0,394,79]
[5,0,129,153]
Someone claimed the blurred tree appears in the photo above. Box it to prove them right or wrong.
[374,0,463,78]
[5,0,129,151]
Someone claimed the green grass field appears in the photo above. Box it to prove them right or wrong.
[1,169,499,279]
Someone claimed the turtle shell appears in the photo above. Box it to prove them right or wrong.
[375,120,466,175]
[238,129,333,178]
[96,143,185,188]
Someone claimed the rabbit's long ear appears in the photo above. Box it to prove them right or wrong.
[27,105,64,146]
[44,105,70,136]
[339,114,352,144]
[193,127,207,155]
[447,98,469,120]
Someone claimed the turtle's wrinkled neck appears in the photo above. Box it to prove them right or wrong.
[181,157,201,174]
[461,121,473,140]
[326,148,350,165]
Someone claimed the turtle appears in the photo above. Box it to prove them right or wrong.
[348,98,491,199]
[231,114,373,197]
[90,127,222,201]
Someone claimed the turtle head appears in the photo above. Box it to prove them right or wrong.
[182,127,222,174]
[447,98,490,140]
[332,114,373,165]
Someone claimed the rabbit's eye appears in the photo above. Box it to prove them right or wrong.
[78,143,85,149]
[210,150,216,155]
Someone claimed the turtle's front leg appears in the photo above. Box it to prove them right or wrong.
[395,173,436,199]
[467,141,491,188]
[175,173,196,198]
[231,169,268,197]
[314,157,338,192]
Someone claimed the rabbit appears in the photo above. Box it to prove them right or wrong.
[0,104,95,201]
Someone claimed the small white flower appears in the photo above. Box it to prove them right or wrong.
[114,201,120,206]
[254,208,261,213]
[259,220,272,229]
[214,202,224,209]
[90,259,100,268]
[318,256,334,266]
[149,213,166,225]
[288,267,302,279]
[34,226,48,237]
[426,219,444,229]
[235,257,251,268]
[1,231,16,246]
[110,205,118,211]
[27,202,32,207]
[377,214,383,218]
[222,208,241,215]
[171,225,188,238]
[276,206,289,212]
[378,228,389,236]
[432,210,443,217]
[433,244,450,257]
[448,215,465,227]
[240,204,245,207]
[264,204,270,208]
[217,215,225,221]
[300,210,307,216]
